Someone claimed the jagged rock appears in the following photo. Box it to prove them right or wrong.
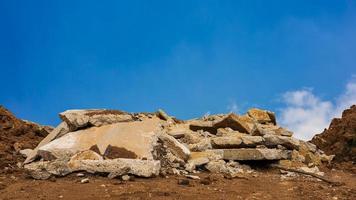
[216,128,246,137]
[59,109,133,131]
[166,124,190,138]
[247,108,276,125]
[19,149,33,158]
[159,133,190,161]
[69,158,160,177]
[205,160,228,173]
[188,120,216,133]
[220,148,291,160]
[213,113,254,134]
[252,124,293,137]
[188,138,212,151]
[67,150,103,169]
[185,157,210,172]
[211,136,264,149]
[24,122,70,164]
[24,159,72,180]
[263,134,300,150]
[35,118,161,161]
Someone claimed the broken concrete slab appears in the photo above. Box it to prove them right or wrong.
[166,124,190,138]
[220,148,291,160]
[247,108,276,125]
[252,124,293,137]
[69,158,161,177]
[59,109,133,131]
[211,136,264,149]
[263,134,300,150]
[36,118,161,161]
[24,159,72,180]
[24,122,70,164]
[158,133,190,161]
[213,113,254,134]
[188,138,212,152]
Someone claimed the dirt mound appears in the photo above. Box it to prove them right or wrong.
[0,105,51,172]
[311,105,356,163]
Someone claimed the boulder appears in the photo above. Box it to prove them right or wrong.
[247,108,276,124]
[35,118,161,161]
[158,133,190,161]
[220,148,291,160]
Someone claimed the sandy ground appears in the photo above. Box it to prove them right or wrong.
[0,168,355,200]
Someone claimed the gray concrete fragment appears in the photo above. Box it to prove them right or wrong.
[69,159,161,177]
[263,134,300,150]
[221,148,291,160]
[158,133,190,161]
[24,122,69,164]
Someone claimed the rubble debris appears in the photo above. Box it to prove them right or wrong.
[21,108,334,180]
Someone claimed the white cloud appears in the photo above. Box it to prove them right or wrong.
[227,101,239,113]
[279,78,356,140]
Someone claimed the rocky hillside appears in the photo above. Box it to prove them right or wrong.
[311,105,356,163]
[0,106,52,172]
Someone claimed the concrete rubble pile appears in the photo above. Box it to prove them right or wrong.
[21,108,334,180]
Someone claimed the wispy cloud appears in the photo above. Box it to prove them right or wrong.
[227,100,239,113]
[279,77,356,140]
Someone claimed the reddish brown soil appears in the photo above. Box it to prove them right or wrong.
[311,105,356,164]
[0,169,355,200]
[0,106,49,173]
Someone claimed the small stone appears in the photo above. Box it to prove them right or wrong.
[80,178,89,184]
[121,175,131,181]
[178,179,190,186]
[76,173,85,177]
[58,195,63,199]
[185,175,200,180]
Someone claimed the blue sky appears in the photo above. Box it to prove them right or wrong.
[1,0,355,129]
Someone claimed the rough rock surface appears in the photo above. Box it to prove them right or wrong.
[311,105,356,163]
[0,106,51,171]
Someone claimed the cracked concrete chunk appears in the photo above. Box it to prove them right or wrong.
[36,118,161,161]
[24,122,70,164]
[158,133,190,161]
[211,136,264,149]
[69,158,161,177]
[247,108,276,124]
[60,109,133,131]
[221,148,291,160]
[213,113,253,134]
[263,134,300,150]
